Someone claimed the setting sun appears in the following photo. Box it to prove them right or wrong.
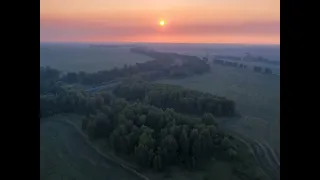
[159,20,165,26]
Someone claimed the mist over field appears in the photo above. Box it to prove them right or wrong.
[40,43,279,72]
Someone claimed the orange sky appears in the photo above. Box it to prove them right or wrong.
[40,0,280,44]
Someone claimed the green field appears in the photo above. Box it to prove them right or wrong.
[40,45,153,72]
[158,64,280,154]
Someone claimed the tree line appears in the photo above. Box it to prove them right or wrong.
[114,81,236,117]
[58,49,210,86]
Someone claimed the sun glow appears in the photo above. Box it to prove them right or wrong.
[159,20,165,26]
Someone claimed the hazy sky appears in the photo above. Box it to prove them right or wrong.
[40,0,280,44]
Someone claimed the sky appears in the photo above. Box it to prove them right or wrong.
[40,0,280,44]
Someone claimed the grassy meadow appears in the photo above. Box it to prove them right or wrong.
[158,64,280,154]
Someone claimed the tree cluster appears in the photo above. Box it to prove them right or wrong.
[253,66,262,73]
[82,99,238,171]
[113,81,236,117]
[214,55,242,61]
[40,67,63,94]
[59,49,210,86]
[40,81,238,171]
[40,67,262,179]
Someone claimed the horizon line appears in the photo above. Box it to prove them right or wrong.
[40,41,280,46]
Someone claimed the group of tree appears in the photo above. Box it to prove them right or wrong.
[84,102,239,171]
[238,64,248,68]
[244,54,280,66]
[212,59,273,75]
[40,67,63,94]
[213,55,242,61]
[213,59,248,69]
[40,67,263,180]
[58,49,210,86]
[253,66,273,74]
[40,83,238,171]
[113,80,236,117]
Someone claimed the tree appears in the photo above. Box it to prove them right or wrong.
[199,128,213,156]
[179,129,189,159]
[138,115,146,126]
[202,113,217,126]
[161,134,178,164]
[221,137,232,150]
[138,130,155,149]
[153,154,163,171]
[135,144,149,166]
[227,148,238,160]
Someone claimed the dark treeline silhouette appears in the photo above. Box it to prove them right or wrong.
[214,55,242,61]
[225,61,238,67]
[214,53,279,66]
[254,66,273,74]
[114,80,236,117]
[213,59,244,68]
[213,59,274,75]
[245,55,280,66]
[59,49,210,86]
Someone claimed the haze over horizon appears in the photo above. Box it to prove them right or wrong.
[40,0,280,44]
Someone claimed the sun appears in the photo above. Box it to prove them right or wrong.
[159,20,165,26]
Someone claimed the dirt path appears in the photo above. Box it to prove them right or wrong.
[226,130,280,180]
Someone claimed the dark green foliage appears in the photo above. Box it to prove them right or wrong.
[153,154,163,171]
[39,66,246,174]
[40,67,64,94]
[114,81,235,117]
[202,113,218,126]
[40,82,237,171]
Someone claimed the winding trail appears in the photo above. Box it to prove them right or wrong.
[225,129,280,180]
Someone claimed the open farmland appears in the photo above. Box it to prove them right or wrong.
[158,64,280,155]
[40,44,153,73]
